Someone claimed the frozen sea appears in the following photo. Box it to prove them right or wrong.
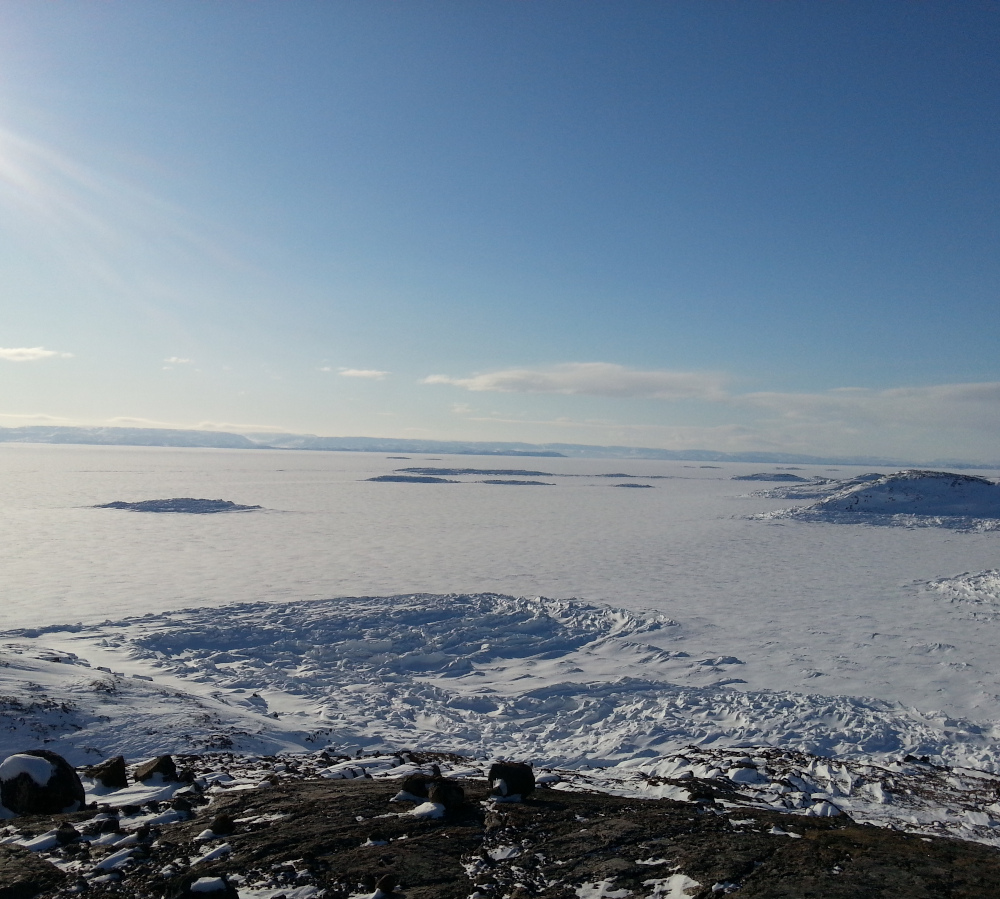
[5,442,1000,845]
[3,444,1000,712]
[4,443,1000,778]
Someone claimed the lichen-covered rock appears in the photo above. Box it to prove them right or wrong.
[0,749,85,815]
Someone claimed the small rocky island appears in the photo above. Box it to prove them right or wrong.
[366,475,458,484]
[94,499,263,514]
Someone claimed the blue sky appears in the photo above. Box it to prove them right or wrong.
[1,2,998,461]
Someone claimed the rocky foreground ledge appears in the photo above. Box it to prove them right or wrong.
[3,750,1000,899]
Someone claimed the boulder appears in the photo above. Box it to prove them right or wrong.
[488,761,534,799]
[427,778,465,810]
[208,812,236,836]
[399,774,430,798]
[0,750,86,815]
[134,754,177,782]
[86,754,128,790]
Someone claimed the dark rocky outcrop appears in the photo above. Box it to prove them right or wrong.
[0,750,85,816]
[398,775,465,810]
[207,812,236,836]
[85,755,128,790]
[399,774,431,799]
[427,778,465,810]
[133,754,177,782]
[3,761,1000,898]
[488,761,535,799]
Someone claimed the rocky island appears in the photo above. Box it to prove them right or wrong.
[93,499,263,514]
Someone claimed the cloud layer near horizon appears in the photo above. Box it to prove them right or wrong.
[425,363,1000,456]
[0,346,72,362]
[424,362,728,401]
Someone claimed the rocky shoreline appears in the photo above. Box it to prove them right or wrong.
[3,749,1000,898]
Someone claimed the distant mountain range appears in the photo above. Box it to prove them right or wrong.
[0,425,996,469]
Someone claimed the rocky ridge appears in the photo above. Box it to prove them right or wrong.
[3,748,1000,898]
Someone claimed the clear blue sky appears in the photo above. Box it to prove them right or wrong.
[2,2,998,461]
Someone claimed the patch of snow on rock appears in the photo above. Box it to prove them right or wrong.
[0,753,54,785]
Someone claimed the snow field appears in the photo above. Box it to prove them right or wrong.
[4,593,1000,849]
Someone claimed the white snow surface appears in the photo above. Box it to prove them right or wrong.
[5,592,1000,777]
[4,448,1000,849]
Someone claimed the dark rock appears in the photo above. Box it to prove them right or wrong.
[171,796,194,813]
[55,822,80,845]
[399,774,430,798]
[0,749,85,815]
[208,812,237,835]
[375,871,398,894]
[427,778,465,810]
[0,843,67,898]
[134,754,177,782]
[81,813,121,835]
[488,761,535,799]
[86,754,128,790]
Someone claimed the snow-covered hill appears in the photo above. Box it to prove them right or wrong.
[754,470,1000,529]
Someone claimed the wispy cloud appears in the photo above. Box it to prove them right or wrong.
[0,346,73,362]
[340,368,390,380]
[424,363,728,401]
[743,382,1000,432]
[163,356,193,365]
[424,362,1000,458]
